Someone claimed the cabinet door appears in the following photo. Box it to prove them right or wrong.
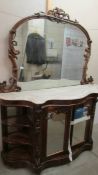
[71,121,87,146]
[47,112,66,156]
[70,97,97,147]
[41,106,71,162]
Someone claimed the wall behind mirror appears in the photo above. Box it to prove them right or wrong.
[15,18,87,90]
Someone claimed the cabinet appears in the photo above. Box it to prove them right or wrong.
[0,91,98,174]
[0,7,98,175]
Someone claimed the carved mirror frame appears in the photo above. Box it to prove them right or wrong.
[0,8,93,93]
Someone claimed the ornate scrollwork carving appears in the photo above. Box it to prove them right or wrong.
[9,30,20,59]
[0,82,7,90]
[34,11,45,16]
[0,29,21,92]
[81,39,93,84]
[87,76,94,84]
[34,108,42,169]
[48,7,70,20]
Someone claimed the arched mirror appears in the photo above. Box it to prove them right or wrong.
[0,8,93,92]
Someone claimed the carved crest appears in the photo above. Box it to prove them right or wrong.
[48,7,70,20]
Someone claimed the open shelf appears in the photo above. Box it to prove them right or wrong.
[71,115,90,125]
[2,147,32,163]
[2,116,30,128]
[3,132,32,145]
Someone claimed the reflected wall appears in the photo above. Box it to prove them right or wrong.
[15,18,87,88]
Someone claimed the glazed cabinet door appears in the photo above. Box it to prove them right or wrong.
[70,96,97,158]
[41,106,72,167]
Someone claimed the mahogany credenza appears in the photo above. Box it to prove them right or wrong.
[0,84,98,174]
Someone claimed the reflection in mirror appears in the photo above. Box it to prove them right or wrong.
[15,19,88,89]
[47,112,65,156]
[72,121,86,146]
[61,24,87,80]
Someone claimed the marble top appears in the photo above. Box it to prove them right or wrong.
[18,79,80,91]
[0,84,98,104]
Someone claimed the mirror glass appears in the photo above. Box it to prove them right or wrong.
[72,121,86,146]
[14,19,87,90]
[47,112,65,156]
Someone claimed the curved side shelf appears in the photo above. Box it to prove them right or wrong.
[3,132,32,146]
[1,148,33,169]
[2,117,31,128]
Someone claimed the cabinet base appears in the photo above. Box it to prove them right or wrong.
[1,142,93,174]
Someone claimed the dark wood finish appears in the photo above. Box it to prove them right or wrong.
[0,93,98,174]
[0,7,93,93]
[0,8,96,173]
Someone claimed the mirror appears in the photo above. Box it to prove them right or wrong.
[0,8,92,92]
[15,19,87,88]
[72,121,86,146]
[47,112,65,155]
